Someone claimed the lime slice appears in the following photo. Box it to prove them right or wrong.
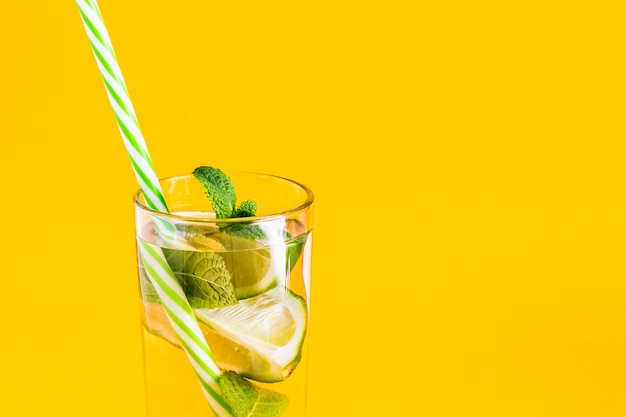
[219,232,286,300]
[195,287,307,383]
[285,232,306,272]
[141,287,308,383]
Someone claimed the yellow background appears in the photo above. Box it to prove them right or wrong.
[1,1,626,416]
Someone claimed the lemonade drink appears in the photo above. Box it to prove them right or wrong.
[135,172,313,417]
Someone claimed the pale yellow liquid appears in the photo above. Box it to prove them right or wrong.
[138,229,311,417]
[141,325,309,417]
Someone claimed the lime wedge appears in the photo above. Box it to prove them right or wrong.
[196,287,307,383]
[219,232,286,300]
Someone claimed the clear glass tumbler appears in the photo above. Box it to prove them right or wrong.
[134,172,314,417]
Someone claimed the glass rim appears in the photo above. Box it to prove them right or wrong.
[134,171,314,224]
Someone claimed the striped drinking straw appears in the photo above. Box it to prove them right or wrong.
[75,1,232,415]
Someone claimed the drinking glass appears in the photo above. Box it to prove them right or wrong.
[134,172,314,417]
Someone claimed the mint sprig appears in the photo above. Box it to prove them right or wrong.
[233,199,257,218]
[219,371,289,417]
[193,167,265,240]
[163,248,238,309]
[192,167,257,219]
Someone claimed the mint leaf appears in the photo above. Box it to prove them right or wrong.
[192,167,260,222]
[192,167,263,242]
[223,224,266,240]
[192,166,237,218]
[219,371,289,417]
[233,199,257,218]
[163,249,237,309]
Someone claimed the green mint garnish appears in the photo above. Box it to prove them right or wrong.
[192,167,258,219]
[224,224,266,240]
[232,199,257,218]
[192,166,238,218]
[192,166,264,240]
[163,248,237,309]
[219,371,289,417]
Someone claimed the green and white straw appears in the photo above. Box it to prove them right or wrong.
[76,1,165,212]
[137,240,231,416]
[75,1,232,415]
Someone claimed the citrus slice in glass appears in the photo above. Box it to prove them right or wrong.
[196,287,307,383]
[218,229,286,300]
